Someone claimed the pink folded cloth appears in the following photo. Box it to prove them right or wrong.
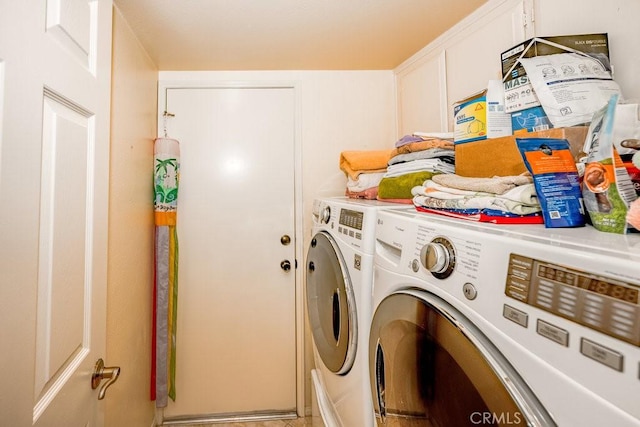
[345,186,379,200]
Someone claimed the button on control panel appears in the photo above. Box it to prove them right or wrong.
[503,304,529,328]
[536,319,569,347]
[580,338,624,372]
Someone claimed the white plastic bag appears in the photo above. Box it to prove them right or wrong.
[519,52,621,127]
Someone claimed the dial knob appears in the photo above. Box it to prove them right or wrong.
[320,206,331,224]
[420,237,455,279]
[421,242,448,273]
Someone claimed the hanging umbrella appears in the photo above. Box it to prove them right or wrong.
[152,136,180,407]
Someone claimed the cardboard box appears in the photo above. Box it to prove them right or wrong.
[455,127,589,177]
[501,34,610,113]
[454,81,512,144]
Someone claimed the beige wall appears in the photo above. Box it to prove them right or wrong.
[106,6,158,427]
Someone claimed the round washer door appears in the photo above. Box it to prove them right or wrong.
[306,231,358,375]
[369,289,556,427]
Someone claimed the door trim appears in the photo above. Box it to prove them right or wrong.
[157,78,305,416]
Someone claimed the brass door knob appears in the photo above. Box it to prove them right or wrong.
[91,358,121,400]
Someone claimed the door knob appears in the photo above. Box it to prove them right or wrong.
[280,260,291,271]
[91,358,121,400]
[280,235,291,245]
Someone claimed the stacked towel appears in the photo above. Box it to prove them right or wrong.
[412,174,544,223]
[378,133,455,202]
[345,172,386,200]
[339,150,392,180]
[339,150,392,200]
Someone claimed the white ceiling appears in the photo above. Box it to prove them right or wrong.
[113,0,487,70]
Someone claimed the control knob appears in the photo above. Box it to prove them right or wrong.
[320,206,331,224]
[420,237,456,279]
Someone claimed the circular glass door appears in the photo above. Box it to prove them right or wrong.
[369,290,556,426]
[306,231,358,374]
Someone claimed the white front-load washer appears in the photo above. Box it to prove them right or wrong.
[305,197,405,427]
[370,208,640,426]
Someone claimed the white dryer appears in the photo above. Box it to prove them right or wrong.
[370,208,640,426]
[306,197,405,427]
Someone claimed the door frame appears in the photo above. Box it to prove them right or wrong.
[157,76,305,417]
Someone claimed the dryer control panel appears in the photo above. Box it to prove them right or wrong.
[505,253,640,347]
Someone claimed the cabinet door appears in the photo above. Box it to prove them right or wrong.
[397,52,446,135]
[532,0,640,101]
[395,1,528,134]
[445,1,526,129]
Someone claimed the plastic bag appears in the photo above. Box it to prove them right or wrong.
[519,52,621,127]
[582,94,638,233]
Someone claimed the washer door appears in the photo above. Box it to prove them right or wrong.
[306,231,358,375]
[369,290,556,427]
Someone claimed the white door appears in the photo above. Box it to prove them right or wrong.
[0,1,114,426]
[162,87,298,419]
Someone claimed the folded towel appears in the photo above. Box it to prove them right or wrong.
[390,139,455,158]
[394,135,424,148]
[385,159,455,178]
[346,186,379,200]
[340,150,392,180]
[412,182,540,215]
[395,132,453,148]
[378,171,437,200]
[431,174,532,195]
[417,181,539,205]
[415,206,544,224]
[388,148,455,166]
[347,172,386,192]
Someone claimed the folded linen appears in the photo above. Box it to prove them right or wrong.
[378,171,437,200]
[395,132,454,148]
[388,148,455,166]
[346,186,379,200]
[390,139,455,158]
[412,182,540,215]
[385,159,455,178]
[347,172,385,192]
[415,206,544,224]
[431,174,533,195]
[394,135,424,148]
[416,180,539,205]
[339,150,392,180]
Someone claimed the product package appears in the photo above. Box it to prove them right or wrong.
[453,81,512,144]
[501,33,610,113]
[516,137,585,228]
[519,52,621,127]
[581,95,638,233]
[611,103,640,196]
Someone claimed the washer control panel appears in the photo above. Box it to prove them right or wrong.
[339,208,363,231]
[505,253,640,347]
